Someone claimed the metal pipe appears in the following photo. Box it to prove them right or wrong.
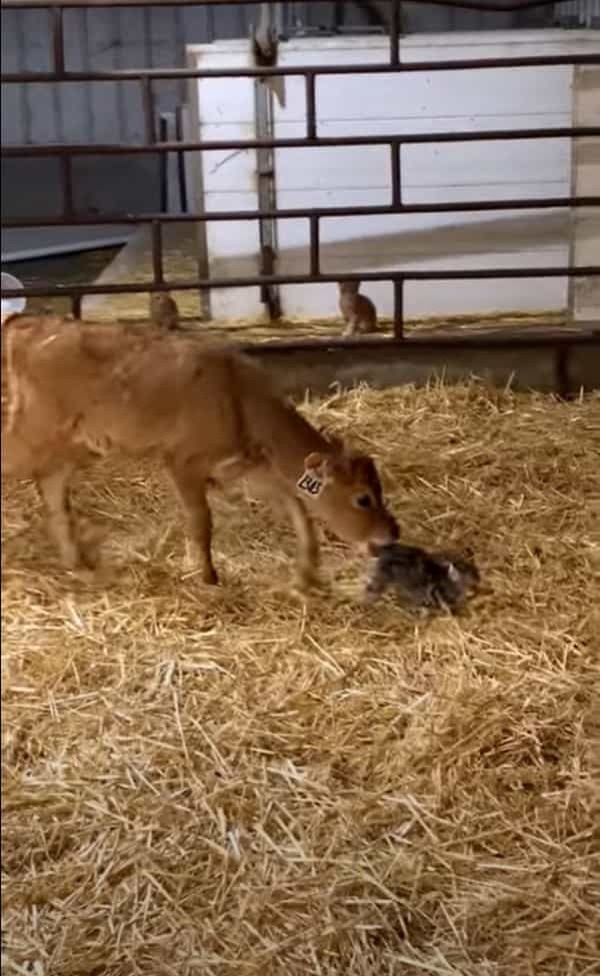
[60,155,74,216]
[158,115,168,213]
[309,215,320,276]
[141,76,156,145]
[51,5,65,77]
[0,0,574,12]
[175,106,188,213]
[2,265,599,302]
[3,126,599,158]
[2,195,599,227]
[305,71,317,140]
[389,0,400,66]
[393,279,404,338]
[390,141,401,208]
[151,220,164,283]
[3,52,600,84]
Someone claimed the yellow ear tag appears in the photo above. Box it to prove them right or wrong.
[296,470,324,498]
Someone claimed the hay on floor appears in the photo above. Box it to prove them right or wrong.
[2,381,600,976]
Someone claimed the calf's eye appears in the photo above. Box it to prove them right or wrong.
[355,494,372,509]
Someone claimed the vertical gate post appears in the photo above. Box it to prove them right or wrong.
[253,2,282,321]
[569,65,600,325]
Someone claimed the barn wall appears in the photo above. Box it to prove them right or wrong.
[191,29,600,320]
[0,3,575,216]
[1,2,258,256]
[0,1,595,261]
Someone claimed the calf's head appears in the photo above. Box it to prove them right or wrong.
[297,449,398,547]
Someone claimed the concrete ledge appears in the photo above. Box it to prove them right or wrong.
[242,333,600,396]
[569,342,600,390]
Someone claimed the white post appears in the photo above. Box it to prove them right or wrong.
[569,65,600,324]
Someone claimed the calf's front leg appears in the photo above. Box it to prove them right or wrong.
[278,490,320,591]
[243,467,320,590]
[169,460,218,585]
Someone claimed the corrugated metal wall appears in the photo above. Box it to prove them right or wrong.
[5,1,596,148]
[1,4,260,221]
[1,4,259,146]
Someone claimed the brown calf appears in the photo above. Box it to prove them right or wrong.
[2,314,398,587]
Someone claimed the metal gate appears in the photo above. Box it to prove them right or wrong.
[1,0,600,361]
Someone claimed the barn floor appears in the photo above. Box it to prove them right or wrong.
[2,382,599,976]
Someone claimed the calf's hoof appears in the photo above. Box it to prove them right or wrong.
[62,545,97,575]
[71,566,96,584]
[203,567,219,586]
[361,590,379,606]
[295,567,321,593]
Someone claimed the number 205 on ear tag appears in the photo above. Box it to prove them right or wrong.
[296,470,323,498]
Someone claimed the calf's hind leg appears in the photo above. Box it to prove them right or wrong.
[36,463,90,572]
[169,460,218,585]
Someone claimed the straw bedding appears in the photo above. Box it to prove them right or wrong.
[2,381,599,976]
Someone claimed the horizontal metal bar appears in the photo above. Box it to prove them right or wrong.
[0,0,571,12]
[3,195,599,230]
[2,266,599,301]
[3,52,600,85]
[3,127,598,161]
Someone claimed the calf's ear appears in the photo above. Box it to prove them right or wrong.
[304,452,331,479]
